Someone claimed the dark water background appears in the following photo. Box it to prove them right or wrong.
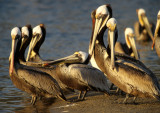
[0,0,160,112]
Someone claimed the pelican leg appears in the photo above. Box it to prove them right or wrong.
[110,83,114,90]
[133,96,137,104]
[123,94,129,104]
[78,91,82,100]
[115,88,120,93]
[81,90,87,100]
[31,96,37,105]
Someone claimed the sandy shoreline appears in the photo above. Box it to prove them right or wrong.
[43,91,160,113]
[14,85,160,113]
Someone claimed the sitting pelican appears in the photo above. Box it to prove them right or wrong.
[115,28,139,60]
[152,11,160,57]
[134,8,154,42]
[9,27,67,105]
[43,51,110,101]
[89,6,160,103]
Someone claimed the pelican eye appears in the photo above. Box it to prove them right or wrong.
[16,35,21,39]
[141,13,146,17]
[74,52,81,56]
[22,33,28,38]
[96,13,103,19]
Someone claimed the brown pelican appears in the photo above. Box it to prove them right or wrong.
[89,4,112,70]
[43,51,110,101]
[134,8,154,42]
[9,27,67,105]
[26,24,46,62]
[115,28,139,60]
[152,11,160,57]
[90,9,160,104]
[20,24,73,94]
[19,25,32,63]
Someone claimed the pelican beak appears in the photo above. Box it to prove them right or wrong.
[128,34,139,60]
[26,34,40,61]
[108,29,115,69]
[89,14,110,55]
[10,34,19,74]
[43,52,82,66]
[141,14,154,41]
[152,17,160,49]
[20,34,28,50]
[10,39,15,74]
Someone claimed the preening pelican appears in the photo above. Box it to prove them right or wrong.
[90,13,160,103]
[115,28,140,60]
[43,51,110,101]
[152,11,160,57]
[9,27,67,105]
[134,8,154,42]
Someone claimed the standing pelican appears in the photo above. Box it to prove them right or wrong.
[26,24,46,62]
[43,51,110,101]
[9,27,67,105]
[152,11,160,57]
[89,7,160,104]
[89,4,112,70]
[19,25,32,63]
[134,8,154,42]
[115,28,139,60]
[20,24,73,94]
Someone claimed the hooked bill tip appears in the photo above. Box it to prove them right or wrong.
[43,63,49,67]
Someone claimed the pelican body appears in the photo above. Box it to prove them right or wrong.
[43,51,110,101]
[134,8,154,42]
[115,28,139,60]
[9,27,66,105]
[89,5,160,103]
[152,11,160,57]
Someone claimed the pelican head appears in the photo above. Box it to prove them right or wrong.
[21,25,32,49]
[10,27,21,74]
[89,4,112,55]
[43,51,89,66]
[26,24,45,61]
[125,28,139,59]
[137,8,154,40]
[152,10,160,49]
[106,18,117,69]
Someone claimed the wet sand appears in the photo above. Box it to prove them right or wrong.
[13,79,160,113]
[48,91,160,113]
[15,90,160,113]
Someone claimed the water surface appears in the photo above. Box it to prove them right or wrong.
[0,0,160,112]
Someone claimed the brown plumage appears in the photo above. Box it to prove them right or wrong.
[43,51,110,101]
[20,24,74,94]
[134,8,154,42]
[9,27,67,105]
[89,5,160,103]
[152,11,160,57]
[115,28,139,60]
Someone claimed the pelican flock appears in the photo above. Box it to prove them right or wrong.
[9,4,160,105]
